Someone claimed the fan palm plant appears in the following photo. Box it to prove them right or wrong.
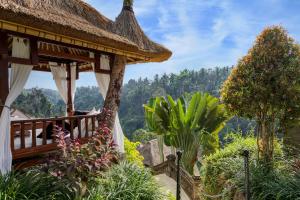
[144,92,231,174]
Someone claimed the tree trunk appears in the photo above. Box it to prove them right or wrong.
[257,118,274,166]
[98,55,126,131]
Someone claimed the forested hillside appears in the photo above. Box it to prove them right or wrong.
[13,67,254,138]
[119,67,232,135]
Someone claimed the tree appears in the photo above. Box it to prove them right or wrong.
[144,92,231,174]
[132,129,157,143]
[13,88,53,118]
[75,86,103,111]
[221,26,300,165]
[98,55,127,131]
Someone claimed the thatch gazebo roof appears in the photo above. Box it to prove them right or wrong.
[110,0,171,62]
[0,0,172,63]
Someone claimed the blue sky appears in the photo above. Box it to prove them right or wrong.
[26,0,300,89]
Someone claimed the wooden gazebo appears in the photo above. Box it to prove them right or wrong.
[0,0,171,173]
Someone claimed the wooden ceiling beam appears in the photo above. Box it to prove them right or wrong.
[32,65,50,72]
[8,57,33,65]
[38,49,95,63]
[5,31,138,63]
[6,31,114,57]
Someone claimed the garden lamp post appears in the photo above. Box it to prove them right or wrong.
[242,149,250,200]
[176,150,183,200]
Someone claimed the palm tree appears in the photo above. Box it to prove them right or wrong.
[144,92,231,174]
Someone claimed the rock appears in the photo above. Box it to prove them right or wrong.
[233,190,246,200]
[137,139,173,167]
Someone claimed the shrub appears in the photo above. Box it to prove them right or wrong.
[45,120,118,197]
[201,132,283,199]
[0,170,74,200]
[242,164,300,200]
[124,137,144,167]
[132,129,157,143]
[87,161,165,200]
[166,192,176,200]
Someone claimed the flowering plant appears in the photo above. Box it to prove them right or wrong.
[45,109,119,196]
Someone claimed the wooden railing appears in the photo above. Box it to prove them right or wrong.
[11,114,99,160]
[152,155,201,200]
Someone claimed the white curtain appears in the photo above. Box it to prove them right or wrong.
[70,65,76,107]
[50,63,76,110]
[0,37,33,174]
[90,53,125,153]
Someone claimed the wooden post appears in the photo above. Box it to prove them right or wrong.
[66,63,74,116]
[76,64,79,80]
[98,55,126,130]
[94,53,101,73]
[30,38,39,66]
[0,32,9,115]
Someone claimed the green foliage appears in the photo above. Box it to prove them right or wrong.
[221,26,300,120]
[247,164,300,200]
[166,192,176,200]
[144,92,231,174]
[201,133,257,198]
[0,170,75,200]
[16,68,249,139]
[132,129,157,143]
[41,88,66,116]
[87,161,164,200]
[46,120,118,198]
[201,133,283,200]
[124,137,144,167]
[221,26,300,163]
[120,68,232,137]
[13,88,54,118]
[74,86,103,111]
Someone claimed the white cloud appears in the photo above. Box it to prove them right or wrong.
[134,0,158,16]
[27,0,300,88]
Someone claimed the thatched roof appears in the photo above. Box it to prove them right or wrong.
[0,0,172,63]
[110,1,172,62]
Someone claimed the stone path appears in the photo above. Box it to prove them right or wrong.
[155,174,190,200]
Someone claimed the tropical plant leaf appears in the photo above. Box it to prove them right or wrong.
[144,92,232,175]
